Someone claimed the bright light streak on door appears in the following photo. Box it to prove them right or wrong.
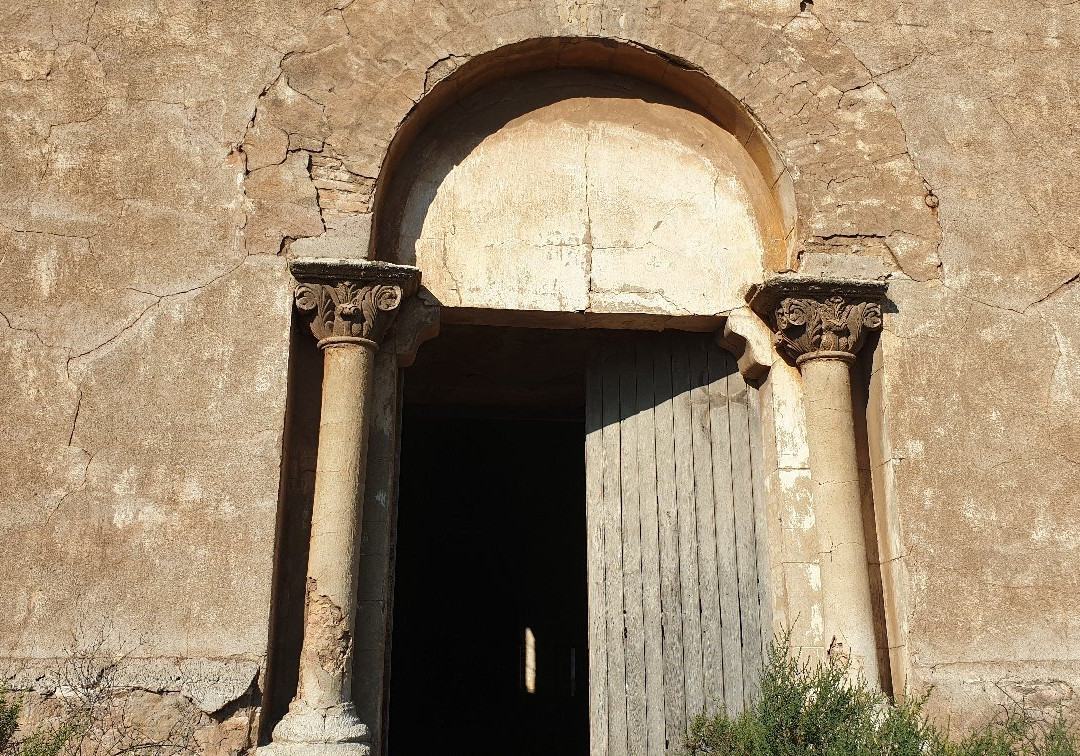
[524,627,536,694]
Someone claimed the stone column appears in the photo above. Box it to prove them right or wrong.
[750,277,887,685]
[265,259,420,756]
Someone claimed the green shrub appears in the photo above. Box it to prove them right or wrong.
[685,639,1079,756]
[0,690,20,750]
[0,688,81,756]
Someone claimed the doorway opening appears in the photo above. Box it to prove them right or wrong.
[388,325,592,755]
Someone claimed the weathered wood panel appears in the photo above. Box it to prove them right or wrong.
[619,341,648,750]
[635,339,667,756]
[586,358,610,756]
[689,338,725,713]
[727,353,764,706]
[747,381,773,700]
[651,337,686,749]
[586,332,769,754]
[669,336,705,727]
[601,345,629,753]
[747,385,774,676]
[707,345,744,715]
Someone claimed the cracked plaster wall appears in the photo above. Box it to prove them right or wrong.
[1,0,1077,744]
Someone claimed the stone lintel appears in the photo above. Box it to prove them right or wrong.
[290,258,422,347]
[746,275,888,366]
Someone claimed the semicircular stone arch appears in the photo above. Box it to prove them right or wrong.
[251,8,939,281]
[376,65,785,326]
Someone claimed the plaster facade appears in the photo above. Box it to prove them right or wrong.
[1,0,1078,752]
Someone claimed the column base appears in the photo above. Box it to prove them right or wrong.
[258,744,371,756]
[265,700,371,754]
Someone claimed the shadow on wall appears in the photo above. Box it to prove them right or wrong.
[369,37,796,272]
[377,68,723,264]
[374,66,786,322]
[260,311,323,744]
[852,329,894,696]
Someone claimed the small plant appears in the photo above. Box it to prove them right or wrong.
[685,637,1079,756]
[1,690,22,752]
[0,687,83,756]
[0,639,201,756]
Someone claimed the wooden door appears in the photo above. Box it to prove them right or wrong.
[585,331,772,755]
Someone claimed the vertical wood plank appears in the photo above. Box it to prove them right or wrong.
[688,336,725,715]
[747,377,774,689]
[670,334,705,722]
[586,355,610,756]
[619,338,648,753]
[588,332,771,752]
[601,340,629,754]
[635,336,666,755]
[706,345,744,714]
[652,335,686,751]
[726,355,763,708]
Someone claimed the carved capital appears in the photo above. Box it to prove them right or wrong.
[290,258,421,349]
[773,294,882,364]
[747,276,887,366]
[294,281,406,346]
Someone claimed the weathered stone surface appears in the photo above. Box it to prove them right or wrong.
[0,257,291,662]
[2,0,1077,748]
[245,152,325,256]
[0,315,85,543]
[818,0,1080,310]
[877,278,1080,723]
[25,687,257,755]
[3,656,259,715]
[386,71,778,319]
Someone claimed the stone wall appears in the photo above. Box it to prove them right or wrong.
[1,0,1077,749]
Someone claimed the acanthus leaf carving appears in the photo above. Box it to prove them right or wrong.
[774,294,883,362]
[294,281,406,345]
[747,276,888,366]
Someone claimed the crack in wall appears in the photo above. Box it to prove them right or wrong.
[6,1,1078,741]
[583,131,594,298]
[65,253,256,371]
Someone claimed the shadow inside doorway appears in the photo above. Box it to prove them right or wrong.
[388,325,592,755]
[389,412,589,754]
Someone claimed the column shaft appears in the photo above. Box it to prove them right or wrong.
[747,276,888,688]
[269,342,374,754]
[801,355,880,684]
[301,343,374,707]
[265,259,420,756]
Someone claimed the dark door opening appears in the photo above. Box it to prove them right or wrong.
[388,326,590,755]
